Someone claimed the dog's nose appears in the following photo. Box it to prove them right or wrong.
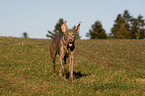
[69,39,73,42]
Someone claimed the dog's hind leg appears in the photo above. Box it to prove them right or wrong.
[50,41,57,72]
[51,52,57,72]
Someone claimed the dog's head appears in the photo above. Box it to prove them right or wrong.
[61,20,81,47]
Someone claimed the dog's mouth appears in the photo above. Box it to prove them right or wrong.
[68,42,73,47]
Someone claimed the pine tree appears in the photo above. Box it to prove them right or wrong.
[123,10,132,25]
[111,10,132,39]
[130,15,145,39]
[111,14,124,38]
[86,20,107,39]
[46,18,64,39]
[136,15,145,39]
[111,10,145,39]
[130,18,138,39]
[115,23,131,39]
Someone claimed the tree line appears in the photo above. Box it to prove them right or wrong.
[46,10,145,39]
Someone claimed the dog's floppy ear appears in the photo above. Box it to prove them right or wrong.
[75,22,81,34]
[61,20,68,33]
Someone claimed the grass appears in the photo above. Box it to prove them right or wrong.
[0,37,145,95]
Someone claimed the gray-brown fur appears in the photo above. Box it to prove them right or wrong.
[49,20,81,81]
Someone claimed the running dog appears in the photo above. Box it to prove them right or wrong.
[50,20,81,81]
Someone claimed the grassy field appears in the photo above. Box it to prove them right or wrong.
[0,37,145,96]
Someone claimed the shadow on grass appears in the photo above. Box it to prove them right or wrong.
[66,71,89,79]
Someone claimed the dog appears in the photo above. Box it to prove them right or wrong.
[49,20,81,81]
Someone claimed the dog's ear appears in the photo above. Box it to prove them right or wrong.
[75,22,81,34]
[61,20,68,33]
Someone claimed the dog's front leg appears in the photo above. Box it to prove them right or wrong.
[59,47,68,76]
[69,51,74,81]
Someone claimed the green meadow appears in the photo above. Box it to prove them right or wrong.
[0,37,145,95]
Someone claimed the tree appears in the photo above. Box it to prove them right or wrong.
[86,20,107,39]
[136,15,145,39]
[111,10,131,39]
[111,14,124,38]
[130,15,145,39]
[130,18,139,39]
[46,18,64,39]
[111,10,145,39]
[23,32,28,38]
[115,23,131,39]
[123,10,132,25]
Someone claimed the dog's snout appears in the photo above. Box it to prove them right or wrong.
[67,37,74,42]
[69,39,73,42]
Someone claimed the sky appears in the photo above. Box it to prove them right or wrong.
[0,0,145,39]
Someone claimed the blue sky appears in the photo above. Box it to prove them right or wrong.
[0,0,145,39]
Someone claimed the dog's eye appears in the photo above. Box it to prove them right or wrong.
[72,34,75,37]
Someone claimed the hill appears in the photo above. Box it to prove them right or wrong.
[0,37,145,95]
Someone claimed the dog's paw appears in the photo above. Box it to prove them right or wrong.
[59,73,62,76]
[69,76,73,82]
[59,70,62,76]
[52,69,55,72]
